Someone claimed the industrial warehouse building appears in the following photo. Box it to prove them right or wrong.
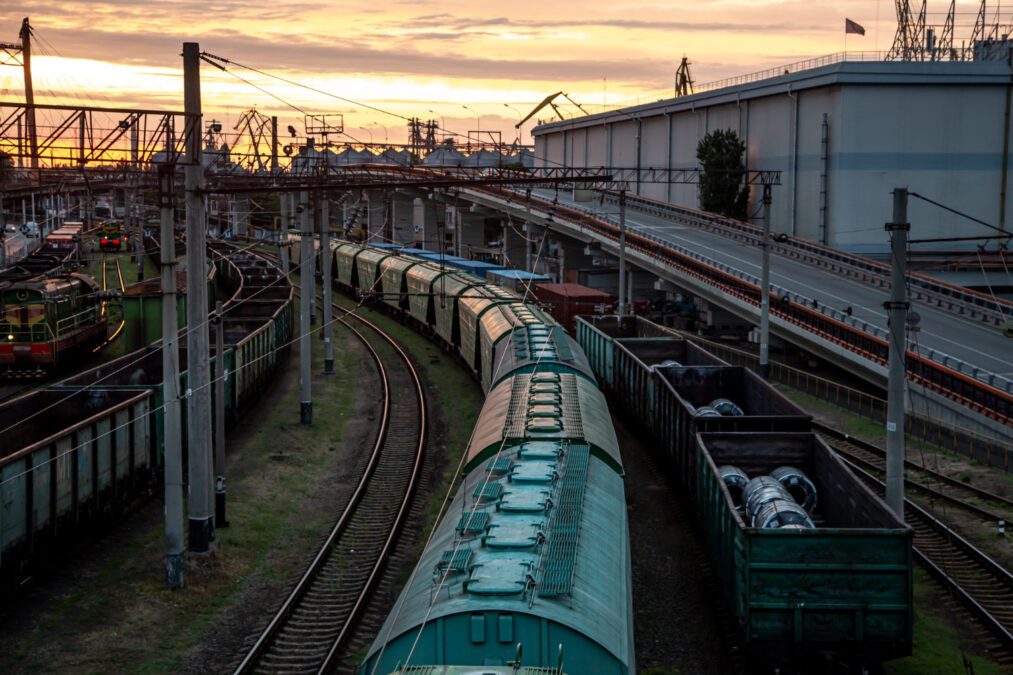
[532,58,1013,254]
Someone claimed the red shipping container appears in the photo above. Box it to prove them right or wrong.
[533,283,614,332]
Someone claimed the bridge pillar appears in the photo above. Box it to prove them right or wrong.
[457,209,488,259]
[697,299,752,338]
[389,193,414,244]
[365,190,385,242]
[411,197,440,250]
[501,218,527,269]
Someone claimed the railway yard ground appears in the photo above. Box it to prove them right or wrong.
[0,289,1009,673]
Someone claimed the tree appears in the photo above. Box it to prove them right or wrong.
[696,129,750,220]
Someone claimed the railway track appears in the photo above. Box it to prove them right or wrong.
[817,423,1013,523]
[836,449,1013,666]
[235,284,426,674]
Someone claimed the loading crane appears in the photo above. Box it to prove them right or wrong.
[516,92,588,127]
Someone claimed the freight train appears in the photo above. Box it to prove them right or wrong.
[332,241,912,673]
[328,243,634,674]
[576,314,913,671]
[0,241,293,585]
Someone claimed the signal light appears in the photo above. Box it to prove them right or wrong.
[113,239,120,245]
[101,239,109,244]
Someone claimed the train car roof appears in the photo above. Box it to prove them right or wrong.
[490,325,596,391]
[362,438,633,672]
[467,372,622,476]
[1,273,97,296]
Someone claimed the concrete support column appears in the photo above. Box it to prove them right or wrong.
[299,190,313,425]
[183,42,214,553]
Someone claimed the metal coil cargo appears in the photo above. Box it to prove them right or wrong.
[753,498,815,529]
[771,465,818,512]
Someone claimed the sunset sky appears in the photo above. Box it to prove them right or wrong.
[0,2,987,148]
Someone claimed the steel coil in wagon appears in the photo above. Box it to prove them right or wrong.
[753,498,814,529]
[694,406,721,417]
[717,465,749,509]
[709,398,744,416]
[743,476,795,521]
[650,359,681,370]
[771,465,818,512]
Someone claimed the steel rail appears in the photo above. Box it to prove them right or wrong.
[233,271,425,674]
[844,459,1013,662]
[815,422,1013,520]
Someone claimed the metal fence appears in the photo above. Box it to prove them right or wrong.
[675,331,1013,472]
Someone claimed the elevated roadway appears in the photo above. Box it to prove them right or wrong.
[537,189,1013,383]
[456,185,1012,439]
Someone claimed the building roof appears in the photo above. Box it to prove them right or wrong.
[534,282,612,299]
[534,60,1013,135]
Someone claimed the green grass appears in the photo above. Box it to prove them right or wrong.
[328,292,484,543]
[885,569,1004,675]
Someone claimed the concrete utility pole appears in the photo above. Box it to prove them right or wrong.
[159,164,184,588]
[270,116,279,173]
[279,193,290,275]
[183,42,215,552]
[618,189,627,316]
[19,18,38,172]
[299,191,313,424]
[214,299,227,528]
[320,194,335,375]
[759,184,773,379]
[525,189,532,272]
[885,187,909,519]
[132,122,144,282]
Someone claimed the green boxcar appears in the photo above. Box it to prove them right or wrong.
[490,324,596,393]
[695,432,913,664]
[433,273,486,345]
[0,389,155,579]
[333,243,363,287]
[479,302,557,394]
[354,249,391,295]
[404,263,447,327]
[458,293,511,374]
[379,256,420,311]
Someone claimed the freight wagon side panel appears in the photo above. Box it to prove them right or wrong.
[75,425,93,503]
[405,264,445,326]
[54,436,74,519]
[115,408,131,484]
[695,432,912,663]
[333,244,360,287]
[745,532,912,656]
[31,447,52,535]
[1,459,28,563]
[575,316,614,388]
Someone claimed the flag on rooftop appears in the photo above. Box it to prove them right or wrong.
[845,19,866,35]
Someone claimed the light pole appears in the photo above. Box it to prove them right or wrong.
[371,122,389,145]
[504,103,523,145]
[427,109,446,131]
[462,104,480,144]
[359,126,373,146]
